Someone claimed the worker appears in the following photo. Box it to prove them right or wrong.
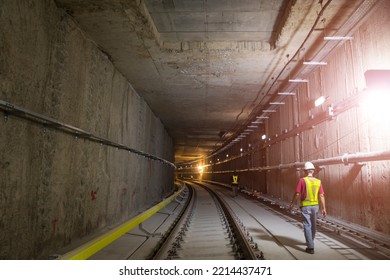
[289,162,327,254]
[231,171,239,197]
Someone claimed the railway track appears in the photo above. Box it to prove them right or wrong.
[151,182,263,260]
[85,180,389,260]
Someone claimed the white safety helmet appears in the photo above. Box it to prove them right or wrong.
[304,161,315,170]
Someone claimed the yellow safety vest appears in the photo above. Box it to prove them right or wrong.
[301,177,321,207]
[232,175,239,185]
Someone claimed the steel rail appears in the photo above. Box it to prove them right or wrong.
[152,184,195,259]
[153,181,263,260]
[201,184,262,260]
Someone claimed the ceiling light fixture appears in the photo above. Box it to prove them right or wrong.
[324,36,353,41]
[270,102,285,105]
[303,61,327,65]
[289,78,308,83]
[278,92,296,96]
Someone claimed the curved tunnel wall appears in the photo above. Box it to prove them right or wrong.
[0,1,174,259]
[202,1,390,235]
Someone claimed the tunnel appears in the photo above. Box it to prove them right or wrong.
[1,0,390,265]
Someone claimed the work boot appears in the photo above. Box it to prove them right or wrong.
[305,248,314,254]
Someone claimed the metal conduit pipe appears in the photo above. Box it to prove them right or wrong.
[0,100,176,168]
[261,150,390,171]
[198,150,390,174]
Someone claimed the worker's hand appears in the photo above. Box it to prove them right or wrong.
[322,209,327,218]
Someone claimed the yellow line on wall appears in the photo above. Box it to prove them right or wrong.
[59,186,184,260]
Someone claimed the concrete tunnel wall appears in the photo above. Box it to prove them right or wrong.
[265,1,390,234]
[0,1,174,259]
[205,1,390,235]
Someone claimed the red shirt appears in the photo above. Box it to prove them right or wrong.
[295,177,324,202]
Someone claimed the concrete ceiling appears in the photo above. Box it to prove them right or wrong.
[55,0,368,164]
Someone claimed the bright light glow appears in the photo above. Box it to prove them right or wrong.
[289,79,308,83]
[303,61,327,65]
[256,116,269,119]
[361,90,390,123]
[240,148,243,152]
[197,165,204,173]
[261,134,267,140]
[324,36,353,41]
[262,109,277,113]
[315,96,326,107]
[226,154,229,158]
[248,125,258,128]
[270,102,285,105]
[278,92,296,96]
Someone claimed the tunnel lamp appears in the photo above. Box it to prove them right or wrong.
[226,154,229,158]
[314,96,326,107]
[251,120,263,124]
[361,91,390,121]
[248,125,258,128]
[359,91,390,122]
[256,116,269,119]
[289,78,308,83]
[364,70,390,92]
[263,109,277,113]
[303,61,327,65]
[197,165,204,173]
[240,148,243,152]
[261,134,267,140]
[270,102,285,105]
[361,70,390,122]
[324,36,353,41]
[278,92,296,96]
